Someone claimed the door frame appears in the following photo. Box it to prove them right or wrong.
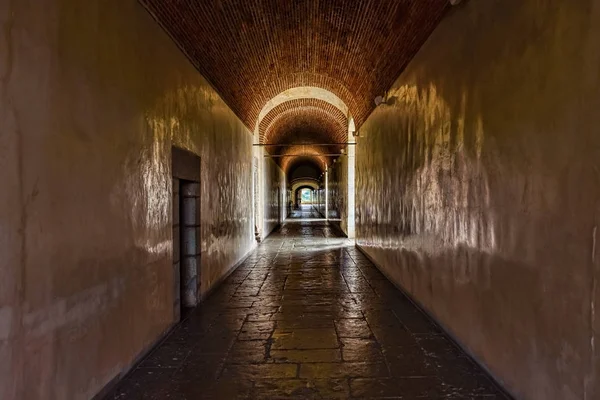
[172,147,201,322]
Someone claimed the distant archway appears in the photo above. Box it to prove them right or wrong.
[290,179,319,194]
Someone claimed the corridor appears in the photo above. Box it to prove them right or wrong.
[106,208,506,399]
[4,1,600,399]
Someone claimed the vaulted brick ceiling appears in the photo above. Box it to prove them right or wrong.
[140,0,448,176]
[280,144,331,173]
[259,99,347,145]
[287,157,324,181]
[258,98,347,173]
[141,0,447,129]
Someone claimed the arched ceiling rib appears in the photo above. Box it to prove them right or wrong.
[279,145,331,173]
[287,157,323,181]
[262,108,347,146]
[258,87,349,128]
[259,98,347,175]
[291,179,320,193]
[259,99,347,144]
[140,0,448,129]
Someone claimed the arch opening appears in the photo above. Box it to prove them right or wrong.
[254,87,354,236]
[256,87,350,132]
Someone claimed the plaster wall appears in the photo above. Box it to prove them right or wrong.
[315,185,326,218]
[356,1,600,399]
[328,157,348,235]
[263,156,286,236]
[0,0,254,398]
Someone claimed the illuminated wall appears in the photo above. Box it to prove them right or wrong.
[356,1,600,399]
[0,0,255,398]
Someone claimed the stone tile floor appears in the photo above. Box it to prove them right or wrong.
[106,206,509,399]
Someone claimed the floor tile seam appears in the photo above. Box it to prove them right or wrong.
[291,361,389,366]
[263,325,276,363]
[357,261,403,313]
[359,307,403,377]
[342,247,359,265]
[216,313,252,379]
[388,307,427,336]
[340,272,363,305]
[255,272,273,296]
[346,375,447,399]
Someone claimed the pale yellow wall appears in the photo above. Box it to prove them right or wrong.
[0,0,255,398]
[356,1,600,399]
[328,156,348,235]
[263,156,286,236]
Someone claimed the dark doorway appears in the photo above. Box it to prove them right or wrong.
[172,147,201,322]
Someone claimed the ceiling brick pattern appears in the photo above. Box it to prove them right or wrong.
[140,0,448,129]
[283,153,329,179]
[262,109,346,146]
[258,99,347,173]
[259,98,347,144]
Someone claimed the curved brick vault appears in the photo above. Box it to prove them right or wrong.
[139,0,448,129]
[285,155,325,181]
[259,98,347,145]
[259,98,348,173]
[279,144,332,173]
[140,0,448,179]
